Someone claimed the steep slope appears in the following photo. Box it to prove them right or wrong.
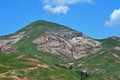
[0,20,101,62]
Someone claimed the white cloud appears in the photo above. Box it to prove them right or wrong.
[43,0,92,14]
[44,5,69,14]
[105,8,120,27]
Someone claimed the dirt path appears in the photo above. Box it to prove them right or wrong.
[16,55,26,59]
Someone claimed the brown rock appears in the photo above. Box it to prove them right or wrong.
[22,77,29,80]
[0,32,25,52]
[33,31,101,62]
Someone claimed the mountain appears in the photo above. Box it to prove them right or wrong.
[0,20,120,80]
[0,20,101,62]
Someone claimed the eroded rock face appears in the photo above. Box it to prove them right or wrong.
[0,32,25,53]
[33,31,101,61]
[114,46,120,51]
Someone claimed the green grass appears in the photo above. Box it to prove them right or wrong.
[71,49,120,80]
[0,78,13,80]
[100,38,119,48]
[25,68,78,80]
[0,67,11,74]
[0,53,79,80]
[0,54,32,73]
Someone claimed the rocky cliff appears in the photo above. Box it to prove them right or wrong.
[33,29,101,61]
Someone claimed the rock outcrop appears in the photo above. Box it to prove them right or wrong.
[114,46,120,51]
[33,31,101,61]
[0,32,24,53]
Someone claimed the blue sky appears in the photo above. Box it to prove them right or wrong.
[0,0,120,39]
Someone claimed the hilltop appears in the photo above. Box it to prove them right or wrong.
[0,20,101,62]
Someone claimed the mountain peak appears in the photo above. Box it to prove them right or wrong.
[19,20,73,33]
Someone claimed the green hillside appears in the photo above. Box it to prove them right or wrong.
[0,20,120,80]
[0,54,77,80]
[72,37,120,80]
[15,20,72,64]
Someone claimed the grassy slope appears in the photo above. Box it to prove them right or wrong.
[100,38,119,48]
[0,53,78,80]
[15,20,69,64]
[71,38,120,80]
[0,54,29,73]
